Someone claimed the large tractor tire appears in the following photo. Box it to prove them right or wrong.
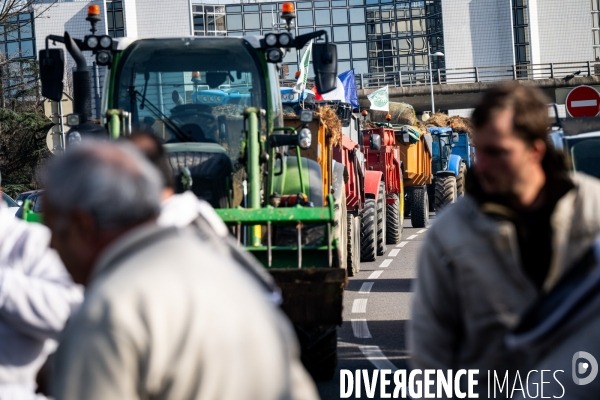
[386,193,402,244]
[376,182,387,256]
[435,175,457,210]
[456,162,467,197]
[347,214,360,276]
[354,215,361,271]
[295,324,337,381]
[333,187,348,272]
[410,187,429,228]
[360,199,378,262]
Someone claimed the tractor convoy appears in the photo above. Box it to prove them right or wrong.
[38,4,473,382]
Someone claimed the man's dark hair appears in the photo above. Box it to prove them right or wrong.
[126,132,175,190]
[471,81,550,146]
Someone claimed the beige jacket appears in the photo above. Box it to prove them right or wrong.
[52,224,318,400]
[409,173,600,394]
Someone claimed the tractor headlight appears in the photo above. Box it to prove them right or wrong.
[201,96,209,102]
[278,33,291,46]
[99,35,113,49]
[267,48,282,63]
[265,33,278,47]
[68,130,82,145]
[96,50,112,66]
[86,36,98,49]
[298,127,312,150]
[209,96,216,102]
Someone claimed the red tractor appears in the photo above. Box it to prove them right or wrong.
[360,113,405,262]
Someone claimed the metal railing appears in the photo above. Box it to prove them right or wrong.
[281,60,600,90]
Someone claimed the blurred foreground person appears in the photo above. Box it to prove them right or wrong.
[126,132,281,302]
[0,172,82,400]
[44,142,318,400]
[409,82,600,394]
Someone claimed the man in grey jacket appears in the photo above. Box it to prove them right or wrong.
[44,142,318,400]
[409,82,600,396]
[0,174,83,400]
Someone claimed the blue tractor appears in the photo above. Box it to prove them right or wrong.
[280,87,316,114]
[427,127,472,210]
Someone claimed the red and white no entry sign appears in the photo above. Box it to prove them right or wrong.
[566,85,600,117]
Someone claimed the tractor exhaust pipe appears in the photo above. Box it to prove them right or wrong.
[64,32,91,123]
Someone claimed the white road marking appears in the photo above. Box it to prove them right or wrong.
[407,234,418,240]
[572,100,598,107]
[359,282,374,294]
[379,259,393,268]
[359,345,398,371]
[352,298,368,313]
[389,249,400,257]
[368,271,383,279]
[417,229,427,233]
[396,241,409,248]
[351,319,372,338]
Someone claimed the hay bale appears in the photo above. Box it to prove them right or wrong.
[316,105,342,147]
[370,102,416,125]
[425,112,449,128]
[448,116,473,134]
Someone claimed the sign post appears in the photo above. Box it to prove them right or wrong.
[565,85,600,117]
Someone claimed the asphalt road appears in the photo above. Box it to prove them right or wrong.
[316,215,431,400]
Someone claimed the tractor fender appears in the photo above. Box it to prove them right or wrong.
[448,154,462,177]
[364,170,383,200]
[332,160,347,203]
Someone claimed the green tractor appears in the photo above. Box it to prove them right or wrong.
[39,4,346,380]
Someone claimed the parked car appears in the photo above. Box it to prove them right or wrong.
[2,192,19,216]
[16,190,37,206]
[14,190,43,221]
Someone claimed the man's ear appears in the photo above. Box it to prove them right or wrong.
[531,138,547,163]
[70,210,99,243]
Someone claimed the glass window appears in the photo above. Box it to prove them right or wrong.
[20,22,32,39]
[352,43,367,58]
[353,59,368,74]
[413,36,425,51]
[333,26,349,42]
[244,5,259,11]
[283,50,297,63]
[366,0,378,5]
[349,0,364,5]
[6,26,18,41]
[0,26,4,42]
[338,61,351,72]
[594,30,600,45]
[337,43,350,59]
[244,13,260,29]
[593,0,598,11]
[315,10,331,25]
[315,1,330,7]
[298,27,314,35]
[194,15,205,31]
[412,18,425,33]
[297,10,314,26]
[349,8,365,23]
[332,0,346,6]
[332,9,348,24]
[6,41,18,56]
[20,40,33,57]
[367,23,380,37]
[594,13,600,28]
[315,27,331,42]
[19,13,31,21]
[227,14,242,30]
[228,31,243,36]
[262,13,276,29]
[226,5,241,12]
[297,2,313,9]
[350,25,366,41]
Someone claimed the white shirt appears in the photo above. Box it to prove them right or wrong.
[0,202,83,399]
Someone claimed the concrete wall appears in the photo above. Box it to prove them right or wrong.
[441,0,514,71]
[135,0,193,38]
[532,0,592,63]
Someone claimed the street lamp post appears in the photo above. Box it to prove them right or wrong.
[427,41,444,114]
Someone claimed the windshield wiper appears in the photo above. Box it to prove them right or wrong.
[133,90,193,142]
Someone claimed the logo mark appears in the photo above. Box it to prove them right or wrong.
[572,351,598,385]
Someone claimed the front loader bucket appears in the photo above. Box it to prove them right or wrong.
[215,201,347,325]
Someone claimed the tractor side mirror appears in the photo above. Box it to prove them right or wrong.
[312,43,337,94]
[402,133,410,144]
[452,132,459,143]
[370,133,382,151]
[39,48,65,102]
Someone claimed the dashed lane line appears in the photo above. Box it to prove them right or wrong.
[359,346,399,371]
[351,319,372,338]
[368,271,383,279]
[379,259,393,268]
[352,299,368,313]
[389,249,400,257]
[359,282,374,294]
[407,234,418,240]
[417,229,427,233]
[396,241,409,248]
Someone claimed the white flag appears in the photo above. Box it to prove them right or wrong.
[367,85,389,112]
[293,41,312,93]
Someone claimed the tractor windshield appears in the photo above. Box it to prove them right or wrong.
[431,134,452,173]
[113,38,266,163]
